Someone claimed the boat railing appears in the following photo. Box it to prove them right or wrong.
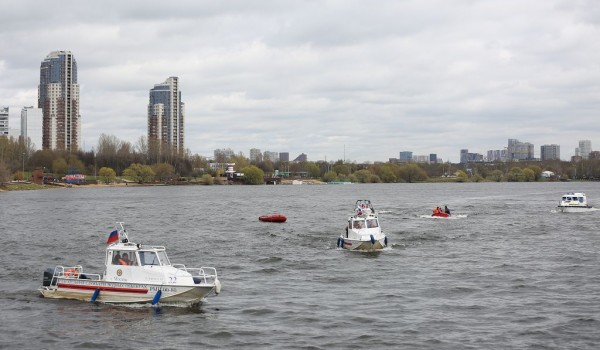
[54,265,102,281]
[173,264,218,283]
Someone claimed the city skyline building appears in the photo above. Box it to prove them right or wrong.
[540,144,560,161]
[293,153,307,162]
[507,138,534,161]
[460,149,484,163]
[264,151,279,162]
[413,155,429,163]
[20,106,43,149]
[148,77,185,153]
[213,148,235,162]
[279,152,290,162]
[249,148,262,162]
[0,106,8,136]
[487,149,507,162]
[575,140,591,159]
[38,50,80,152]
[429,154,438,164]
[399,151,413,162]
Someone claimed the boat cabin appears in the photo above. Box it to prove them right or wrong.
[560,192,587,205]
[107,244,170,267]
[104,242,177,283]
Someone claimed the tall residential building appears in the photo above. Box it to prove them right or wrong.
[576,140,591,159]
[20,107,43,149]
[487,149,507,162]
[0,106,8,136]
[540,144,560,161]
[38,51,80,151]
[148,77,185,153]
[507,139,534,160]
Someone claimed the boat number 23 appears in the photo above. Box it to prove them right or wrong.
[168,276,177,283]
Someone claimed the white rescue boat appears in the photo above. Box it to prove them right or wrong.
[337,200,388,251]
[39,223,221,306]
[557,192,595,213]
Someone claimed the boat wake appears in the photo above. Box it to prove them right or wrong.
[551,207,599,214]
[419,214,467,219]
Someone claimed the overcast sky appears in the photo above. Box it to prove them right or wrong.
[1,0,599,163]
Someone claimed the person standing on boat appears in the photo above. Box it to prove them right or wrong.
[444,206,451,215]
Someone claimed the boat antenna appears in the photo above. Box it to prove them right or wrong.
[116,222,129,243]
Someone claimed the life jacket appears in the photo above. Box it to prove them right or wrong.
[119,258,129,265]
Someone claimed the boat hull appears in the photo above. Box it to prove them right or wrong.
[432,212,450,218]
[337,235,387,251]
[39,277,218,305]
[557,206,594,213]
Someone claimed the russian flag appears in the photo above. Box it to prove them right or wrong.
[106,230,119,244]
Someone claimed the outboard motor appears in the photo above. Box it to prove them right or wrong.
[42,268,56,287]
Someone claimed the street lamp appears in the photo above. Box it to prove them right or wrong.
[22,152,25,182]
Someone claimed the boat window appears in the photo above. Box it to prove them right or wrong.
[126,252,138,266]
[353,220,365,229]
[157,251,171,266]
[579,197,584,203]
[366,219,378,228]
[112,250,136,266]
[139,251,160,266]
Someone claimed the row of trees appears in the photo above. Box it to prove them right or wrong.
[2,133,600,184]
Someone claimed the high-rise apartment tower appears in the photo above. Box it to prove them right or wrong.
[38,51,80,151]
[0,106,8,136]
[148,77,185,153]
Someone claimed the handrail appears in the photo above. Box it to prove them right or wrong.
[53,265,102,281]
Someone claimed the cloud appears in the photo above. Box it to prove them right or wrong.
[1,0,600,162]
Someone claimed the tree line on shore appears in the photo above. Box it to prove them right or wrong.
[2,133,600,185]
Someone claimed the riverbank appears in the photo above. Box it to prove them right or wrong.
[0,181,149,192]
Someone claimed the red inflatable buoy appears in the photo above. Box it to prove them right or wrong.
[259,214,287,222]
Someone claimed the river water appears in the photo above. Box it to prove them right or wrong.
[1,182,599,349]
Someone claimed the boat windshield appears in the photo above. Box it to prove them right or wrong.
[139,251,161,266]
[157,250,171,266]
[353,220,365,229]
[366,219,378,228]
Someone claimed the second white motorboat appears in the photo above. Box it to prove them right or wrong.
[337,200,388,251]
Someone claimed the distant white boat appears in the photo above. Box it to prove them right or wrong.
[557,192,594,213]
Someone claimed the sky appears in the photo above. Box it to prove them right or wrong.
[1,0,599,163]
